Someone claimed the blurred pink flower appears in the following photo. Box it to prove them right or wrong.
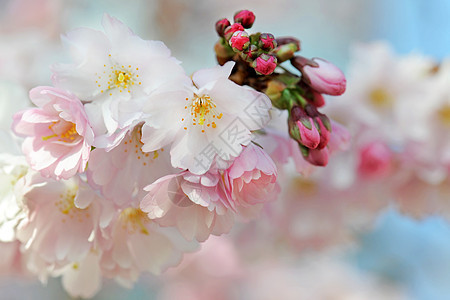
[357,141,392,178]
[12,86,93,180]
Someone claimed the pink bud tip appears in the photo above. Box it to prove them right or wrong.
[259,33,277,51]
[229,30,250,52]
[302,58,346,96]
[233,10,255,28]
[224,23,244,40]
[305,148,329,166]
[310,91,325,107]
[215,18,231,37]
[296,119,320,149]
[252,54,277,75]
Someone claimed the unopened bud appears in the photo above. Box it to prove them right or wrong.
[274,43,300,63]
[252,54,277,75]
[289,105,320,149]
[275,37,301,50]
[233,10,255,28]
[215,18,231,37]
[302,147,329,166]
[299,57,346,96]
[303,104,331,149]
[229,30,250,52]
[259,33,277,51]
[310,91,325,107]
[315,116,331,149]
[224,23,244,40]
[241,44,259,62]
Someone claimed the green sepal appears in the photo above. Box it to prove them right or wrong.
[300,118,312,130]
[249,32,261,45]
[299,144,309,157]
[276,73,301,88]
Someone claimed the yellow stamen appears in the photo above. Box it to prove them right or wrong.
[42,134,57,141]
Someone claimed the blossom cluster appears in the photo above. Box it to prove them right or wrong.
[1,10,347,298]
[324,42,450,218]
[213,11,347,167]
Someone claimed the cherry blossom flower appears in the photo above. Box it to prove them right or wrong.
[141,144,278,242]
[15,173,107,266]
[0,154,29,242]
[51,14,189,149]
[99,207,198,286]
[53,251,103,299]
[86,124,174,208]
[141,61,271,175]
[12,86,93,180]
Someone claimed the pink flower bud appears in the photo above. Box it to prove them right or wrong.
[310,91,325,107]
[224,23,244,40]
[303,104,331,149]
[252,54,277,75]
[241,44,259,62]
[274,43,299,62]
[229,30,250,52]
[233,10,255,28]
[215,18,231,37]
[302,58,346,96]
[289,106,320,149]
[303,147,329,167]
[259,33,277,51]
[357,141,392,178]
[315,117,331,149]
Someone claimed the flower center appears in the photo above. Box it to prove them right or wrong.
[42,120,79,143]
[437,104,450,127]
[369,88,393,109]
[183,94,222,132]
[55,186,91,223]
[119,207,150,235]
[95,57,142,95]
[123,125,164,167]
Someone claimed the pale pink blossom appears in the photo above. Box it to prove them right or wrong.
[141,61,271,175]
[141,172,235,242]
[12,86,93,180]
[226,143,279,219]
[0,154,29,242]
[0,241,30,277]
[54,251,103,299]
[15,174,105,265]
[159,236,243,300]
[99,207,198,286]
[87,124,174,208]
[51,14,189,149]
[141,144,278,241]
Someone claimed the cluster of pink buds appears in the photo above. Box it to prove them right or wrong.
[214,10,347,167]
[215,10,287,75]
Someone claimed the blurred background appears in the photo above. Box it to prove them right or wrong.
[0,0,449,299]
